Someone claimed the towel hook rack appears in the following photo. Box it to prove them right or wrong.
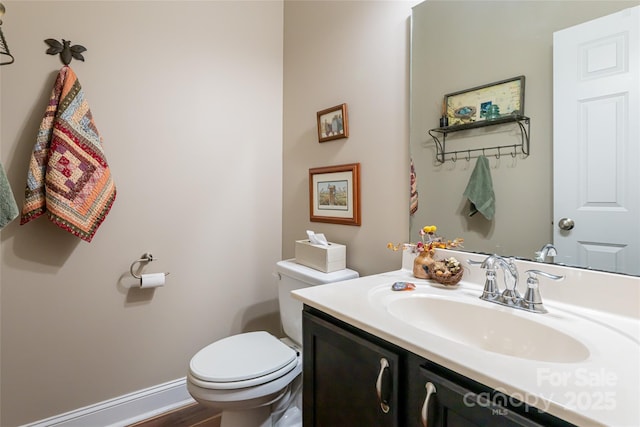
[129,253,170,279]
[427,115,530,164]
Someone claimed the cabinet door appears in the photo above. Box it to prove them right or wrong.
[408,365,547,427]
[303,310,400,427]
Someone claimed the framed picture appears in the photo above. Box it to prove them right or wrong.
[317,103,349,142]
[309,163,361,226]
[444,76,525,127]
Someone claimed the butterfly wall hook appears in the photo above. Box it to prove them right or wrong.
[45,38,87,65]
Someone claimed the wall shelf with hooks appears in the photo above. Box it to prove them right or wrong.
[428,114,530,163]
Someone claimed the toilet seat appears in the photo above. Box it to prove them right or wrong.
[187,357,302,409]
[189,331,298,390]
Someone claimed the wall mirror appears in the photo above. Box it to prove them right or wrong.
[410,0,640,275]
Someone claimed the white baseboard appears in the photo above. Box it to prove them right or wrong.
[21,377,195,427]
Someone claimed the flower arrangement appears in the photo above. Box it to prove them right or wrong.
[386,225,464,254]
[387,225,465,285]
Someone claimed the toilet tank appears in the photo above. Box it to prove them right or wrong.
[275,259,358,346]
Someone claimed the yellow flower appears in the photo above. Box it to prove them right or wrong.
[387,242,401,251]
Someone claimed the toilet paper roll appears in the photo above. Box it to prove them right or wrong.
[140,273,165,288]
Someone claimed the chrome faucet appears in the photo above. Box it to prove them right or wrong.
[468,255,563,314]
[535,243,557,262]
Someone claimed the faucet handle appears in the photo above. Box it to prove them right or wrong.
[467,256,500,300]
[467,258,483,267]
[526,270,563,282]
[467,254,499,270]
[522,270,564,313]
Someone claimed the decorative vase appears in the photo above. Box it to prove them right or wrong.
[412,250,434,279]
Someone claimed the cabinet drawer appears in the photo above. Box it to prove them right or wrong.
[412,366,547,427]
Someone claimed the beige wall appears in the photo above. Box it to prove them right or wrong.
[283,1,414,276]
[410,0,639,258]
[0,1,283,425]
[0,0,415,424]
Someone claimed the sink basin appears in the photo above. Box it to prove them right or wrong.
[387,295,591,363]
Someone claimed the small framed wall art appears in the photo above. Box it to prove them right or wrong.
[444,75,525,127]
[309,163,361,226]
[316,103,349,142]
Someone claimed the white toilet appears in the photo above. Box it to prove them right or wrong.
[186,259,359,427]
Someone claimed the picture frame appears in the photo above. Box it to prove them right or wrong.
[316,103,349,142]
[444,76,525,127]
[309,163,361,226]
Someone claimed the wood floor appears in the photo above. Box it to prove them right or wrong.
[128,403,221,427]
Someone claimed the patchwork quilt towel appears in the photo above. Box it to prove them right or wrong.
[21,66,116,242]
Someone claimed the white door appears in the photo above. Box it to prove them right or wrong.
[553,6,640,275]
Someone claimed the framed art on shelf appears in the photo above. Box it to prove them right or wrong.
[309,163,361,226]
[444,75,525,127]
[316,103,349,142]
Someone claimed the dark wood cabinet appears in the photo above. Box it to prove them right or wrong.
[303,306,576,427]
[302,309,401,426]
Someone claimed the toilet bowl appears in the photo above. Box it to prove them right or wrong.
[186,260,358,427]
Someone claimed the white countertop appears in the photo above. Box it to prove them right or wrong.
[292,263,640,427]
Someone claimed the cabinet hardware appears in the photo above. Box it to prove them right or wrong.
[376,357,391,414]
[421,381,437,427]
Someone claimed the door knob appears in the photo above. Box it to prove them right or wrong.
[558,218,575,230]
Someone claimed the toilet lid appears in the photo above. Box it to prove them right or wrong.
[190,331,297,383]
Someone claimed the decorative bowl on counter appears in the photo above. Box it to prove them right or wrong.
[427,256,463,286]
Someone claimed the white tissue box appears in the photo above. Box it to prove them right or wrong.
[295,240,346,273]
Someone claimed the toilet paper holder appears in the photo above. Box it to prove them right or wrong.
[129,253,170,280]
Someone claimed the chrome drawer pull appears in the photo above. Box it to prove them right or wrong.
[421,382,437,427]
[376,357,391,413]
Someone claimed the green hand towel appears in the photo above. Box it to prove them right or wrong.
[0,162,19,228]
[463,155,495,220]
